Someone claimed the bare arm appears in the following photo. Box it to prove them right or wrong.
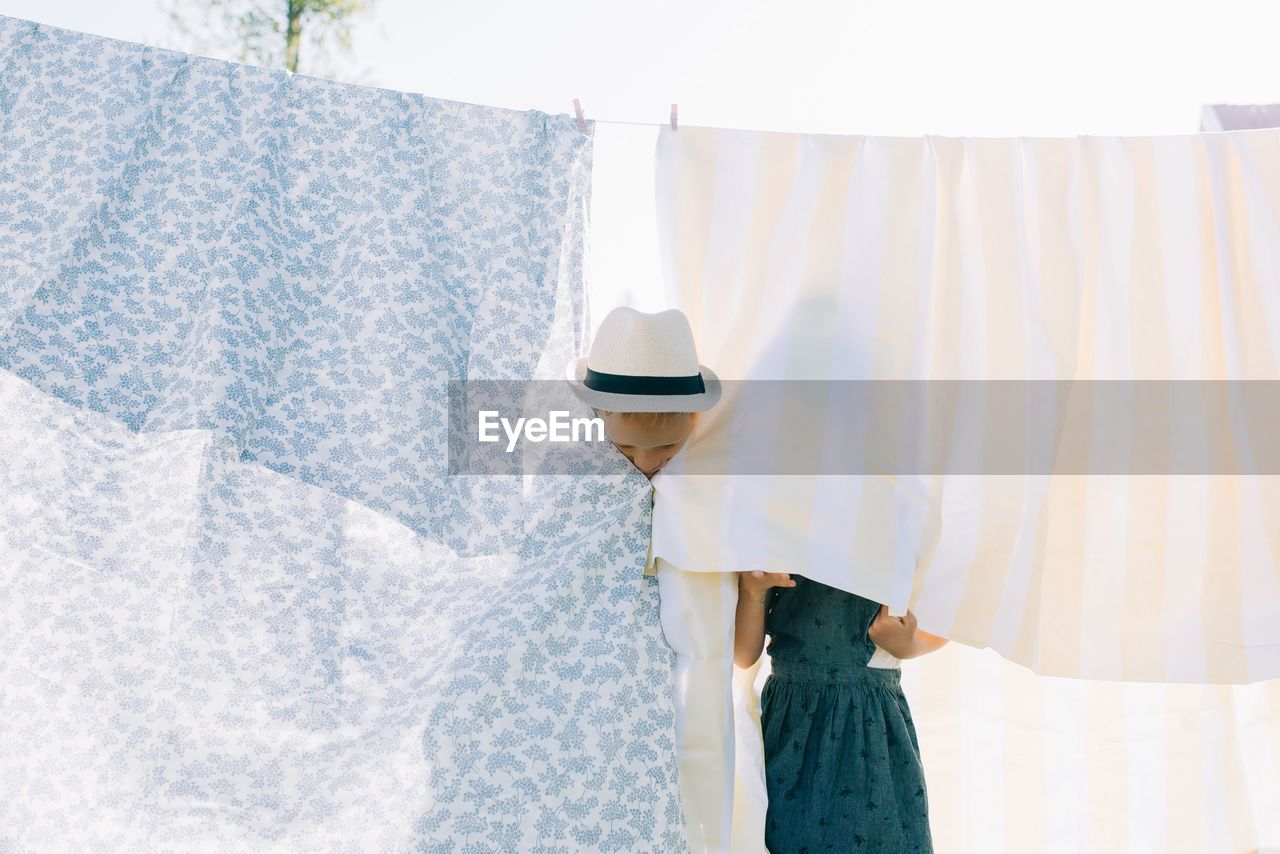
[733,571,795,668]
[867,605,949,660]
[911,630,949,658]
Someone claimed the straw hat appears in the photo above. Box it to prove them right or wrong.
[565,307,721,412]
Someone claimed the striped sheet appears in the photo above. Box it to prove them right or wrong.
[651,126,1280,684]
[897,642,1280,852]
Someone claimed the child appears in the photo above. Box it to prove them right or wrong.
[567,306,736,852]
[735,571,947,854]
[565,305,719,477]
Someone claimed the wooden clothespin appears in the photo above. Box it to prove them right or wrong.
[670,103,678,131]
[572,98,587,133]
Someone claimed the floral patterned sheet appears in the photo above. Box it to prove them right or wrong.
[0,14,684,852]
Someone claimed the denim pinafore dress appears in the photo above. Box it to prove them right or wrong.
[760,575,933,854]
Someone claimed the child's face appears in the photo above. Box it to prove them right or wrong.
[597,411,696,479]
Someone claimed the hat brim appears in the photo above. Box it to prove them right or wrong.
[564,356,722,413]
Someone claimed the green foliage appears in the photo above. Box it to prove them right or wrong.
[163,0,375,78]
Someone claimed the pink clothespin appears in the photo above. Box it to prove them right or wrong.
[670,103,678,131]
[572,98,587,133]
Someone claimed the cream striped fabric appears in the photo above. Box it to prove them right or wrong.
[651,126,1280,684]
[896,642,1280,853]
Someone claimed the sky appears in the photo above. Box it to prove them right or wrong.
[2,0,1278,317]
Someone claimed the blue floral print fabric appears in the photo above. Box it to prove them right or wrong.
[0,13,591,554]
[0,15,684,852]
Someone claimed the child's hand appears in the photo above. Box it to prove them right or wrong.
[739,570,796,600]
[867,605,920,659]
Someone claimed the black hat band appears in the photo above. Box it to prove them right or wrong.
[583,367,706,396]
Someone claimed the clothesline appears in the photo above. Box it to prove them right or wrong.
[577,113,1272,138]
[592,117,669,128]
[572,98,679,131]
